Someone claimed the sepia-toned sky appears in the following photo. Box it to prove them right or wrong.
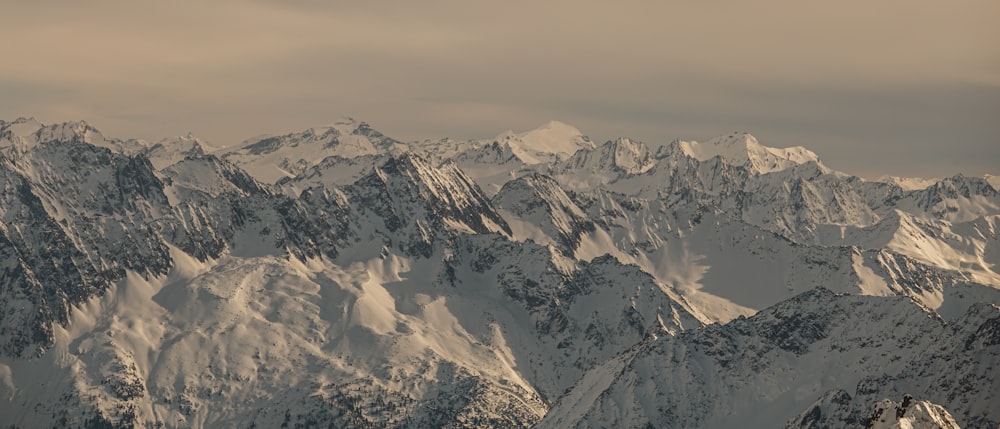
[2,0,998,178]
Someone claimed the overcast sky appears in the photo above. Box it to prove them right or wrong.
[2,1,997,178]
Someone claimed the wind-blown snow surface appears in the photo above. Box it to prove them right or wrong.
[0,117,997,428]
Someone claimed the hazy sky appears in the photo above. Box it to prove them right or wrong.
[2,1,998,178]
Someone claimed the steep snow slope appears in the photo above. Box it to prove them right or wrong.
[827,211,1000,287]
[0,136,177,356]
[343,153,512,258]
[538,289,999,429]
[0,124,356,356]
[438,234,704,400]
[0,185,702,428]
[0,249,551,428]
[493,173,596,256]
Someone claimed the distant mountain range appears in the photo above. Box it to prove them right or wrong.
[0,116,996,428]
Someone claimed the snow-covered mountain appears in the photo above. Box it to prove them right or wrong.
[485,120,595,165]
[676,132,825,174]
[785,393,962,429]
[141,133,217,170]
[420,120,594,166]
[0,117,997,428]
[860,396,961,429]
[221,118,400,183]
[537,289,998,428]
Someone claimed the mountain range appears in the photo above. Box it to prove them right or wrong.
[0,116,996,428]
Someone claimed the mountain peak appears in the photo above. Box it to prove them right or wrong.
[494,172,595,255]
[378,150,429,176]
[2,119,161,157]
[532,119,580,133]
[677,132,822,174]
[7,116,42,131]
[489,120,594,164]
[143,133,214,169]
[29,120,114,151]
[349,152,513,251]
[0,117,44,148]
[866,396,961,429]
[224,120,382,183]
[678,131,761,163]
[519,120,592,151]
[558,137,655,180]
[876,175,938,191]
